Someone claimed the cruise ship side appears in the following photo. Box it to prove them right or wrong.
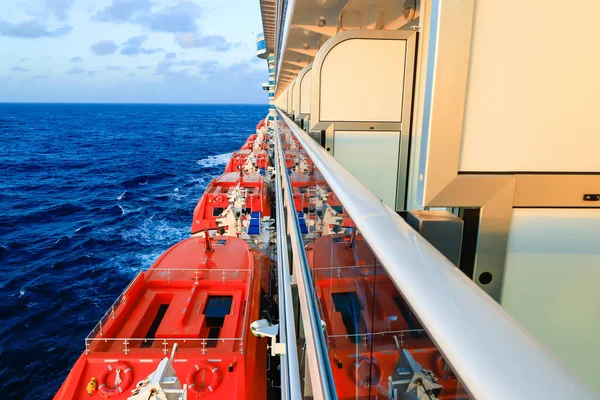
[56,0,600,399]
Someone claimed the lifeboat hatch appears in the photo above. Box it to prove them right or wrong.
[212,207,224,216]
[141,303,170,348]
[392,296,420,333]
[331,292,365,343]
[204,295,233,347]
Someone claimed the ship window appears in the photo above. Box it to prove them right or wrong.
[331,292,365,344]
[212,207,224,216]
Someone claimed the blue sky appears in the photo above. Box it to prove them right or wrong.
[0,0,268,103]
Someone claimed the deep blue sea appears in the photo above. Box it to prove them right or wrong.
[0,103,266,398]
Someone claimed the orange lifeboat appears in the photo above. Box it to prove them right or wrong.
[306,233,467,399]
[225,149,270,173]
[241,134,258,150]
[54,236,270,399]
[191,172,271,235]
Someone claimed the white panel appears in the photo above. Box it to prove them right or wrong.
[333,131,399,206]
[300,70,311,116]
[502,208,600,391]
[460,0,600,172]
[293,78,301,117]
[290,80,296,115]
[321,39,406,122]
[276,90,288,111]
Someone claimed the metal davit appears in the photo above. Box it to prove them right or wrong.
[275,108,597,400]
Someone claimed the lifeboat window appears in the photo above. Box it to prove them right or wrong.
[331,292,365,344]
[392,297,423,337]
[204,296,232,348]
[212,207,224,216]
[141,304,170,348]
[205,296,232,321]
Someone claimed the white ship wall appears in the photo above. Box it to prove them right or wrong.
[459,1,600,172]
[502,208,600,389]
[333,130,401,206]
[405,0,600,390]
[319,39,406,122]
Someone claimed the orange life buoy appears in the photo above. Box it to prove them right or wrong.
[352,356,382,387]
[433,353,455,379]
[187,363,221,395]
[98,362,133,397]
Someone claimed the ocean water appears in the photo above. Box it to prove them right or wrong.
[0,103,266,397]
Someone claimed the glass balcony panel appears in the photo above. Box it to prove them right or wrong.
[277,114,471,399]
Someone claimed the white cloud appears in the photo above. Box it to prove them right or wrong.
[175,32,239,52]
[0,20,72,38]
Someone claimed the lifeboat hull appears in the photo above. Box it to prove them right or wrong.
[55,237,269,399]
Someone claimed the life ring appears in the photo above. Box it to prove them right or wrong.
[433,353,454,379]
[214,195,225,203]
[98,362,133,397]
[352,356,382,387]
[187,363,221,395]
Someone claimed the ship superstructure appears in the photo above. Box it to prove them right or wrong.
[254,0,600,398]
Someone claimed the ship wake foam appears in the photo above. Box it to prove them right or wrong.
[196,152,233,168]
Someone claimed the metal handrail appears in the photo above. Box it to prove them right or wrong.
[275,120,337,400]
[276,108,598,399]
[273,125,302,399]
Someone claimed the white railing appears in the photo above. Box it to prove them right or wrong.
[275,118,337,400]
[273,123,303,399]
[276,108,598,400]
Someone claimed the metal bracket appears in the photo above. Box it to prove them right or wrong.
[250,319,286,356]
